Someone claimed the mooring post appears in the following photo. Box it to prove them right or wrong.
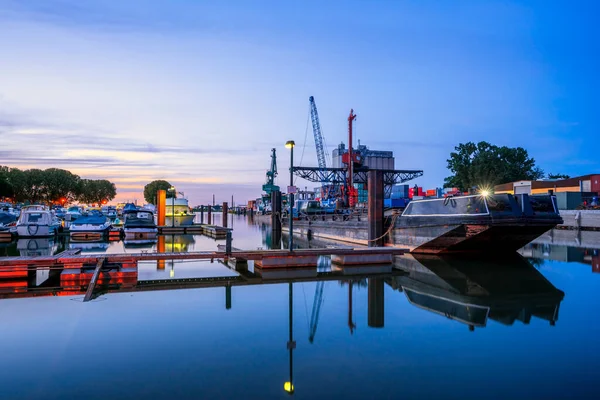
[222,202,228,228]
[208,205,212,225]
[368,277,384,328]
[225,230,232,255]
[200,206,204,224]
[368,170,385,247]
[84,257,105,302]
[271,190,282,232]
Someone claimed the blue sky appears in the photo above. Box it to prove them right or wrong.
[0,0,597,204]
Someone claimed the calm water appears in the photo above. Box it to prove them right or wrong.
[0,214,599,399]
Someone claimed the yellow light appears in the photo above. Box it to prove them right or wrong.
[170,268,175,278]
[284,382,294,393]
[285,140,295,149]
[481,190,490,197]
[169,186,175,191]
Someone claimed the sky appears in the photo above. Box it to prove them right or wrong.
[0,0,598,205]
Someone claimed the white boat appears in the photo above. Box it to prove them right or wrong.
[123,210,158,240]
[101,206,118,219]
[165,197,195,226]
[16,206,59,238]
[69,212,111,240]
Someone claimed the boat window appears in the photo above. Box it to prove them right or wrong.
[529,195,557,213]
[27,213,43,223]
[403,196,488,216]
[486,194,514,213]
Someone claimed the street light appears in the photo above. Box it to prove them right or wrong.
[168,186,176,228]
[285,140,295,251]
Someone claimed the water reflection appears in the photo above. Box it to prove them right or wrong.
[69,240,109,254]
[17,238,57,257]
[390,254,565,329]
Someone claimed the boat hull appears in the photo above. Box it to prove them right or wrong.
[16,224,55,238]
[124,228,158,240]
[392,220,560,254]
[165,214,195,226]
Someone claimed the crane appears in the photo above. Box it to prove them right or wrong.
[262,148,279,198]
[309,96,327,174]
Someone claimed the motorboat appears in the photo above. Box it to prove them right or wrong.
[16,206,60,238]
[0,212,17,232]
[165,197,195,226]
[65,206,83,221]
[101,205,118,219]
[123,209,158,240]
[392,194,563,254]
[17,238,58,257]
[69,211,111,241]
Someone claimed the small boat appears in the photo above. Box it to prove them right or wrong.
[16,206,60,238]
[123,209,158,240]
[393,193,563,254]
[69,211,111,241]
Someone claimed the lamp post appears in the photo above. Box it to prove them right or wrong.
[168,186,175,228]
[284,282,295,395]
[285,140,295,251]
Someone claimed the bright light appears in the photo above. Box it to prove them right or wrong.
[168,186,175,191]
[481,190,490,197]
[284,382,294,394]
[285,140,295,149]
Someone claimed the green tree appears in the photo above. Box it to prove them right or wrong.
[547,173,570,180]
[143,180,174,204]
[444,141,544,191]
[41,168,81,203]
[0,166,14,199]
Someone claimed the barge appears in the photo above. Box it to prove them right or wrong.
[393,194,562,254]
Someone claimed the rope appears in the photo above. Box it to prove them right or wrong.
[366,212,401,243]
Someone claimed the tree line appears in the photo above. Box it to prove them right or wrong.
[0,166,117,205]
[444,141,570,191]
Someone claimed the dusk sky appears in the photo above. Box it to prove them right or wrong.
[0,0,597,205]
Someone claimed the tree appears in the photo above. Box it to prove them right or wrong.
[76,179,116,205]
[547,173,570,180]
[0,166,14,199]
[41,168,81,203]
[444,141,544,191]
[143,180,174,204]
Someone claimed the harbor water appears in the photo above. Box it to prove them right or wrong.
[0,214,598,399]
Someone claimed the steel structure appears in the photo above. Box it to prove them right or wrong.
[292,166,424,196]
[262,148,279,195]
[308,281,325,343]
[309,96,327,177]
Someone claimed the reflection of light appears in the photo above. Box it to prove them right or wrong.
[284,382,294,394]
[170,267,174,277]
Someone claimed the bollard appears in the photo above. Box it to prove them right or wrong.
[200,206,204,224]
[208,205,212,225]
[222,202,228,228]
[225,230,232,255]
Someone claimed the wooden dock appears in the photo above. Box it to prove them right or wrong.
[158,224,229,238]
[0,247,406,268]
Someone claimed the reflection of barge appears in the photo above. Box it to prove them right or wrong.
[389,254,564,329]
[393,194,563,254]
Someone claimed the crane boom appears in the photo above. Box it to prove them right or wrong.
[309,96,327,174]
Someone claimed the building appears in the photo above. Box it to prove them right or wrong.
[332,143,394,170]
[495,174,600,210]
[494,174,600,195]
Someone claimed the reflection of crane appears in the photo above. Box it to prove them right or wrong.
[262,148,280,196]
[308,281,325,343]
